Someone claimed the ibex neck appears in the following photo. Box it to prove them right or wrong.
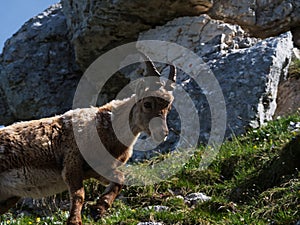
[111,96,140,146]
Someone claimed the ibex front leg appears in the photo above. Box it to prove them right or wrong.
[62,161,85,225]
[92,170,124,220]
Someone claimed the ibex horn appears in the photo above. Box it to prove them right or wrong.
[168,64,176,83]
[139,52,161,77]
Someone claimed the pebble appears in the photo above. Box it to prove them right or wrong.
[146,205,169,212]
[137,223,163,225]
[185,192,211,206]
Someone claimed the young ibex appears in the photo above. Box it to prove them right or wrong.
[0,53,176,225]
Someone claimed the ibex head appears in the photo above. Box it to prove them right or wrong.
[131,52,176,143]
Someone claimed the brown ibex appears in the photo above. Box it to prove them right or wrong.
[0,53,176,225]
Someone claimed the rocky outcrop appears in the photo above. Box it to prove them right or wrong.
[61,0,300,70]
[60,0,214,69]
[209,0,300,42]
[0,1,296,140]
[0,4,81,125]
[131,16,293,159]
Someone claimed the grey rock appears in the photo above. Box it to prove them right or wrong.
[288,121,300,132]
[0,4,82,125]
[60,0,300,71]
[0,86,14,125]
[146,205,169,212]
[131,16,293,160]
[138,15,259,61]
[209,0,300,47]
[185,192,211,206]
[61,0,213,70]
[209,32,292,129]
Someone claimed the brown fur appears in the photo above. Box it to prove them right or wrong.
[0,57,176,225]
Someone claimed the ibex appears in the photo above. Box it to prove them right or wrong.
[0,53,176,225]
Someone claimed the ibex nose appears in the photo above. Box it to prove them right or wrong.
[149,117,169,143]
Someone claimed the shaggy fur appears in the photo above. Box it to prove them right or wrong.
[0,57,176,225]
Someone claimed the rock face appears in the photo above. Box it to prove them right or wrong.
[60,0,214,69]
[209,0,300,42]
[0,85,14,125]
[60,0,300,70]
[0,4,81,125]
[0,1,295,145]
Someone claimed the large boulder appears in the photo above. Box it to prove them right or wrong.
[131,15,293,159]
[209,0,300,43]
[0,4,82,125]
[61,0,300,70]
[60,0,214,69]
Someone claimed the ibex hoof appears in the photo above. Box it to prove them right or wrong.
[90,204,107,221]
[67,218,82,225]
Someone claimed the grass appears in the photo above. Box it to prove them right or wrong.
[1,113,300,225]
[288,58,300,79]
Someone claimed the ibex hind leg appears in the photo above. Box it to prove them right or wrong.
[0,196,20,214]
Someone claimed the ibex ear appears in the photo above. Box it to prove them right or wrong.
[135,79,147,101]
[164,64,177,91]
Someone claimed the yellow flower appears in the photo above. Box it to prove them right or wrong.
[36,217,41,223]
[6,220,10,224]
[28,222,32,224]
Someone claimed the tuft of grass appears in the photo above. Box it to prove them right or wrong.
[288,58,300,79]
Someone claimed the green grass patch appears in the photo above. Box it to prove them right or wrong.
[288,58,300,79]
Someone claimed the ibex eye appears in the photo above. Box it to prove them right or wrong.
[143,102,152,109]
